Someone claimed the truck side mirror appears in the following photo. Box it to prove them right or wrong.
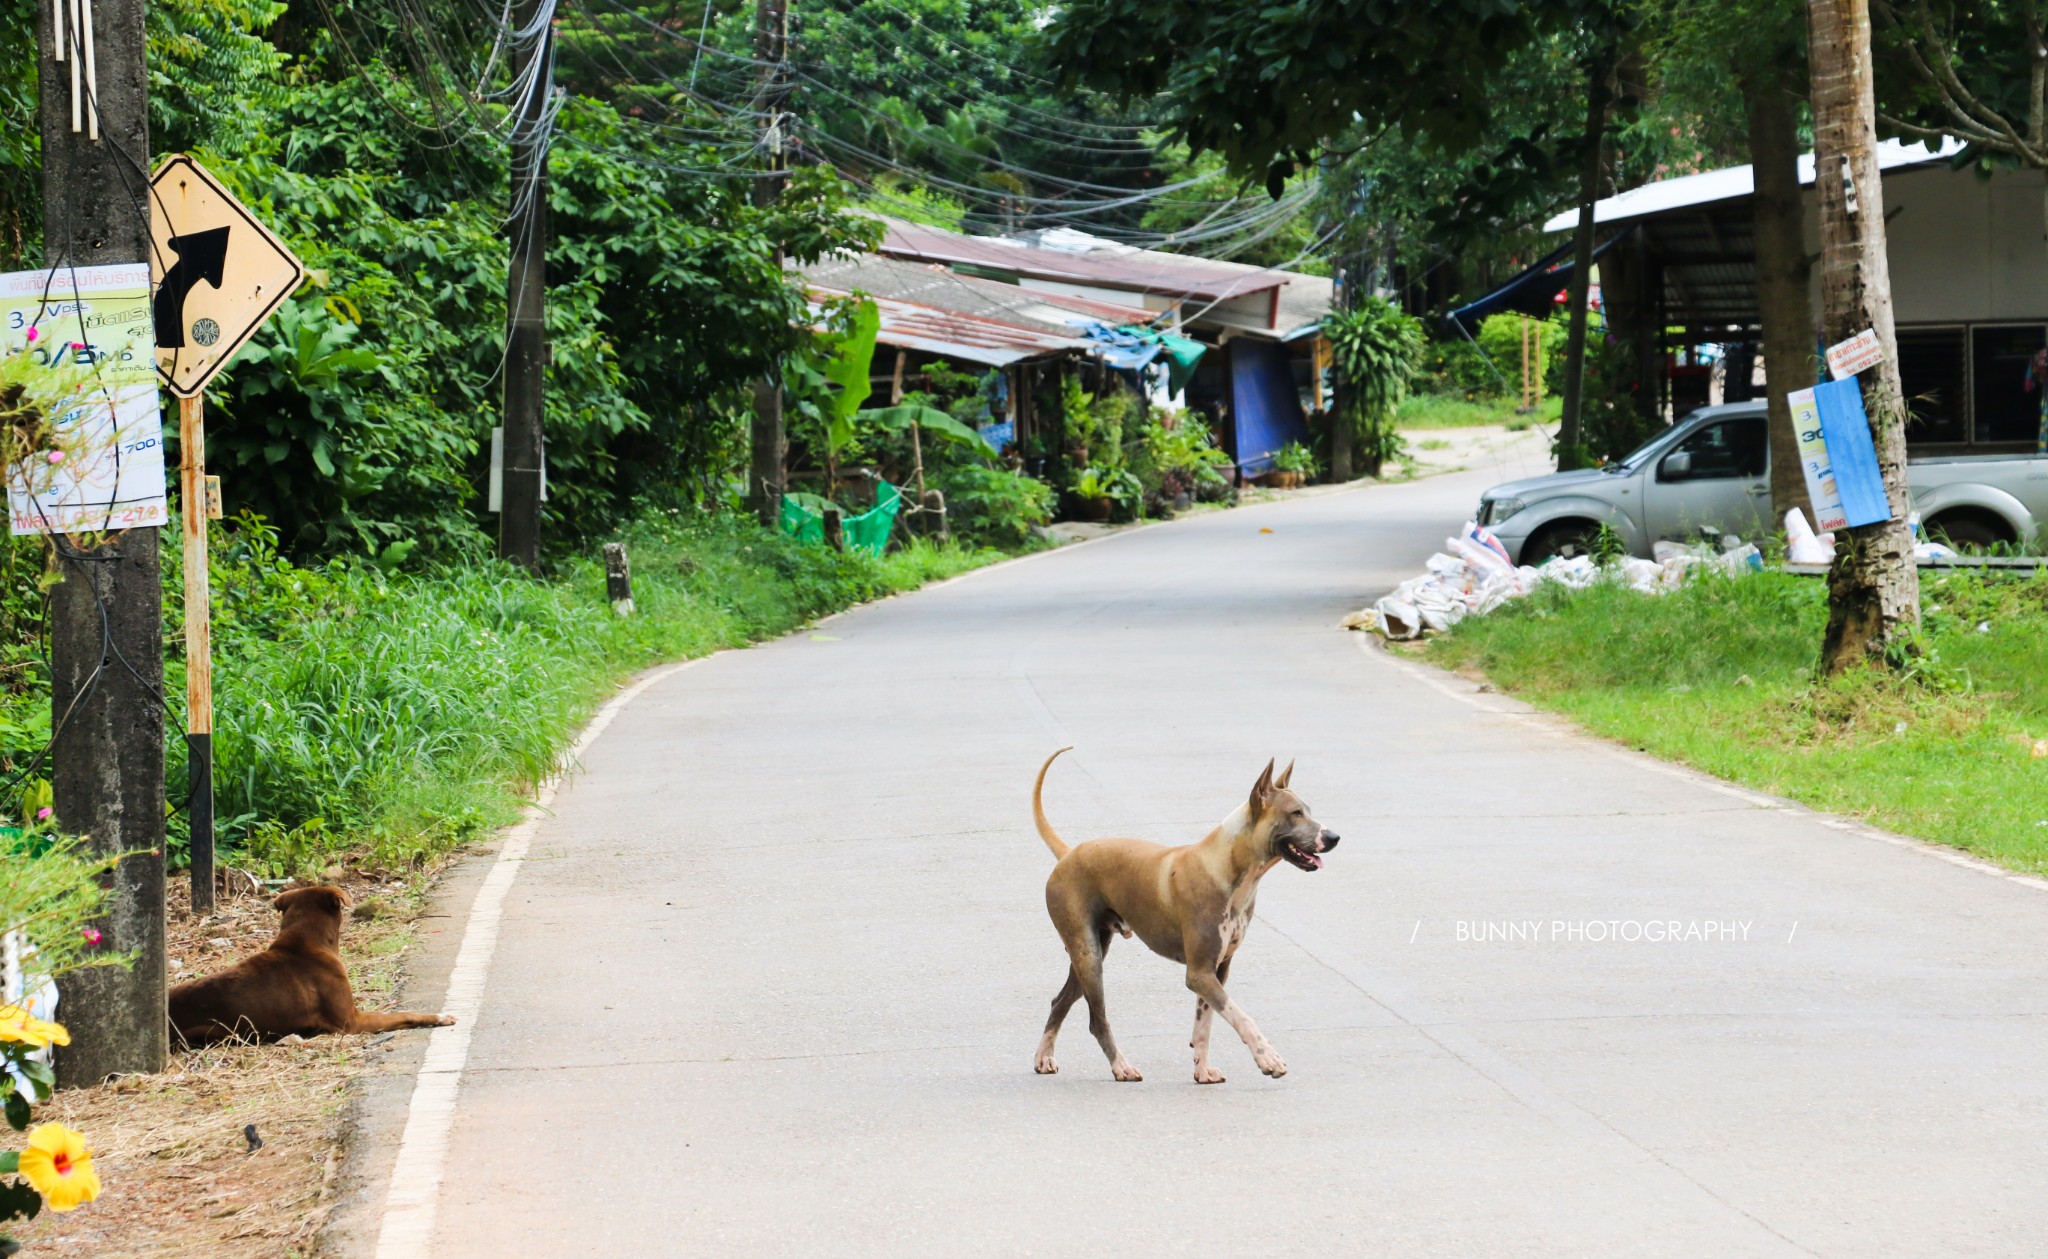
[1660,451,1693,481]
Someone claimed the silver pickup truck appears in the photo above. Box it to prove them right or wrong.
[1478,402,2048,563]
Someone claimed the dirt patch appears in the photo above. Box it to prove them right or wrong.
[17,867,444,1257]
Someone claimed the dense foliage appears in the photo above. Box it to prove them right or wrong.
[4,0,878,561]
[562,0,1174,237]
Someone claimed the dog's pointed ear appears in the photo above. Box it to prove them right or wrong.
[1249,758,1276,813]
[1274,759,1294,790]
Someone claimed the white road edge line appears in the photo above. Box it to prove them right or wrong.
[372,658,699,1259]
[1351,631,2048,895]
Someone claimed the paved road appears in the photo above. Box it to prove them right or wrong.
[359,451,2048,1256]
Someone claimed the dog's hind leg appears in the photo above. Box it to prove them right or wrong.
[1035,967,1082,1074]
[1073,929,1142,1082]
[1190,958,1231,1084]
[346,1010,455,1034]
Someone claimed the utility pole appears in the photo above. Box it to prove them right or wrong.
[1807,0,1920,670]
[748,0,790,527]
[499,0,554,571]
[40,0,169,1084]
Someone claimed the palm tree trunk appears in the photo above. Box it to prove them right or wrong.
[1807,0,1920,672]
[1330,408,1355,481]
[1741,60,1817,528]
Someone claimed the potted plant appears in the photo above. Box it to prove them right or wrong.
[1071,465,1140,522]
[1261,441,1320,489]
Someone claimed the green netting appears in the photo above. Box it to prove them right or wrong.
[778,481,903,557]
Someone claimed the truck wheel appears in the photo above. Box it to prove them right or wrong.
[1925,511,2012,553]
[1522,520,1599,565]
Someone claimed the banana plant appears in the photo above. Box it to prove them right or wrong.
[810,297,997,489]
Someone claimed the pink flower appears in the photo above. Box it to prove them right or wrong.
[35,807,52,820]
[80,928,101,947]
[68,342,83,351]
[46,451,64,465]
[23,327,36,342]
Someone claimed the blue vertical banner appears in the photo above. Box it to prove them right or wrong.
[1810,376,1893,527]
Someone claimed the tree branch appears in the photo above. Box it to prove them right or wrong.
[1903,0,2037,156]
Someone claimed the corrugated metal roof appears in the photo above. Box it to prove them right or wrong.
[1541,138,1962,232]
[801,254,1149,336]
[805,285,1091,367]
[871,216,1292,304]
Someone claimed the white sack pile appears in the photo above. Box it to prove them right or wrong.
[1348,509,1962,642]
[1353,521,1763,641]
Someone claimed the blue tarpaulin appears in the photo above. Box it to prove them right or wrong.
[1444,237,1621,334]
[1231,338,1308,474]
[1072,321,1208,395]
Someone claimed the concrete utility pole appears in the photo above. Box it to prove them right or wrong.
[1806,0,1920,671]
[40,0,169,1084]
[499,0,554,571]
[748,0,790,527]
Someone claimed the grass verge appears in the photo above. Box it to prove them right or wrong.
[1425,569,2048,875]
[1395,393,1560,430]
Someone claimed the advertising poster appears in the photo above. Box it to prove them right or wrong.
[1786,386,1849,532]
[4,264,167,535]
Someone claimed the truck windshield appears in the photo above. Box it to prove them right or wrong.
[1604,430,1671,473]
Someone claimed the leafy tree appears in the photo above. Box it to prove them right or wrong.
[561,0,1172,235]
[1872,0,2048,163]
[1044,0,1617,176]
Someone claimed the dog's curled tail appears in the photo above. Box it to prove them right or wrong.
[1033,747,1073,860]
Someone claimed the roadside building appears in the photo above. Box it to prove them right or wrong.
[1519,139,2043,452]
[863,218,1334,476]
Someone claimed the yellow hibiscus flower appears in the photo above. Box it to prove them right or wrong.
[16,1123,101,1212]
[0,1005,69,1050]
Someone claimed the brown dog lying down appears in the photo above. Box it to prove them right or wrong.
[169,885,454,1046]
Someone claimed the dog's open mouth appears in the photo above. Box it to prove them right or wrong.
[1281,839,1324,872]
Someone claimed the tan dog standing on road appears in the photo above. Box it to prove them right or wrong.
[1029,748,1339,1084]
[168,886,454,1046]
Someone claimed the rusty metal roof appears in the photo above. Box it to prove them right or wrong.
[805,284,1092,367]
[802,253,1149,335]
[871,217,1292,305]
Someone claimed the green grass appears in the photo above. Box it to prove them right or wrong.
[1395,393,1561,430]
[3,514,1019,876]
[1426,569,2048,874]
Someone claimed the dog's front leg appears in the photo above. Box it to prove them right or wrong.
[1190,958,1232,1084]
[1190,1000,1222,1083]
[1185,966,1285,1078]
